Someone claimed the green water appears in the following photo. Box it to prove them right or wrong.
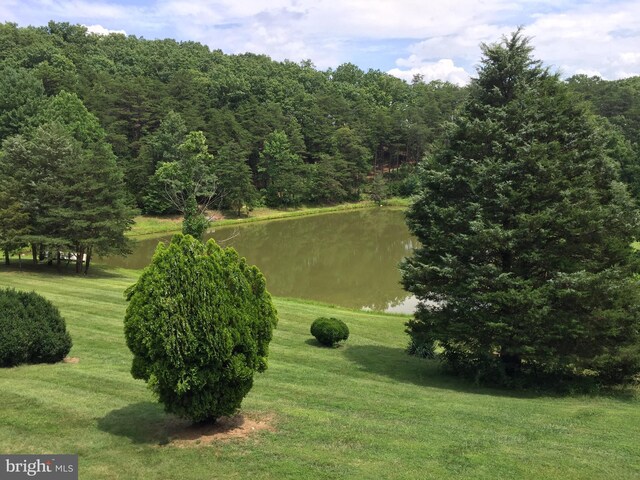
[100,208,417,313]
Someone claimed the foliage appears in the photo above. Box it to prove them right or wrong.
[401,30,640,387]
[406,336,435,359]
[36,91,105,148]
[369,173,389,205]
[310,317,349,347]
[259,130,307,207]
[0,175,29,264]
[0,65,45,142]
[331,126,371,200]
[2,21,638,212]
[307,153,349,204]
[0,121,136,272]
[123,234,278,423]
[0,288,71,367]
[0,21,472,211]
[136,111,188,210]
[149,131,217,214]
[181,195,209,240]
[386,164,420,198]
[214,142,258,215]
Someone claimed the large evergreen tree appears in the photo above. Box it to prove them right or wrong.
[1,123,135,273]
[214,142,258,216]
[401,31,640,386]
[258,130,306,207]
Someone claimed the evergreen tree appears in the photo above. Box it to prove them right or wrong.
[332,126,371,200]
[138,111,188,211]
[307,153,349,204]
[124,234,278,423]
[45,136,137,272]
[0,175,29,264]
[369,172,389,205]
[0,66,46,143]
[1,123,135,272]
[401,31,640,386]
[214,142,258,216]
[258,130,306,207]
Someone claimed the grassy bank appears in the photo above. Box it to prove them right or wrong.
[0,266,638,479]
[130,198,411,238]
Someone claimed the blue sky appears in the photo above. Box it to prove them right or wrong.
[1,0,639,85]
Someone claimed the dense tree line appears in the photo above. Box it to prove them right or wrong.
[1,21,639,269]
[0,21,466,215]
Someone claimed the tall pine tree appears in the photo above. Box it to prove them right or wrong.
[214,142,258,216]
[401,30,640,386]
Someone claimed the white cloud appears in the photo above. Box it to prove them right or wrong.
[388,59,471,86]
[84,24,126,36]
[2,0,640,82]
[619,52,640,66]
[525,1,640,79]
[574,68,603,78]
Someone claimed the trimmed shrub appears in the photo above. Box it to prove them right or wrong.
[124,234,278,423]
[310,317,349,347]
[0,288,72,367]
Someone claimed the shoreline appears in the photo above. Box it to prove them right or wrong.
[129,198,411,240]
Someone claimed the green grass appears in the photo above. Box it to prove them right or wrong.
[130,198,411,238]
[0,266,638,479]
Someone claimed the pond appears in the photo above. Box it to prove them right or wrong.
[100,208,418,314]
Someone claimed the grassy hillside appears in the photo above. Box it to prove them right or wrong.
[0,266,638,479]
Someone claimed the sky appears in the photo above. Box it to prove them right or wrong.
[1,0,639,85]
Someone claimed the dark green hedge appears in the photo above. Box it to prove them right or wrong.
[0,288,72,367]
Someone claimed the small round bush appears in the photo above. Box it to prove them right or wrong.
[310,317,349,347]
[0,288,72,367]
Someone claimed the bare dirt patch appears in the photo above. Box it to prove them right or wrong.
[63,357,80,364]
[168,413,275,447]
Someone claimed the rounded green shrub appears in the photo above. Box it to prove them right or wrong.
[310,317,349,347]
[124,234,278,423]
[0,288,72,367]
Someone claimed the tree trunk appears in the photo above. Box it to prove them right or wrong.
[500,349,522,377]
[75,246,84,274]
[84,247,92,275]
[31,243,38,264]
[4,250,9,265]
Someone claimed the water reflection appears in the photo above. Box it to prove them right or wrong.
[99,209,417,314]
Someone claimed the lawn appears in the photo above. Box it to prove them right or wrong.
[0,266,638,479]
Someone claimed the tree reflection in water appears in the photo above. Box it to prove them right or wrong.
[100,209,417,313]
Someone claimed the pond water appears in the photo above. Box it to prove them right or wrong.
[99,208,418,314]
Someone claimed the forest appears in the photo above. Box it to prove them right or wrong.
[0,21,639,267]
